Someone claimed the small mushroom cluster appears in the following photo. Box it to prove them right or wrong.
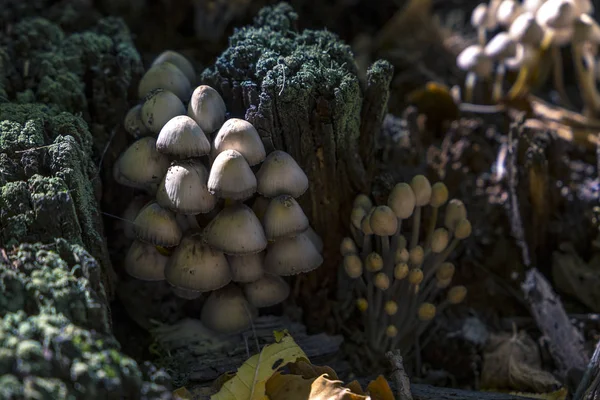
[457,0,600,116]
[114,50,324,334]
[339,175,469,357]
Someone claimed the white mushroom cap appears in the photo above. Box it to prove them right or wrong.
[133,201,182,247]
[509,12,545,46]
[201,284,258,333]
[262,195,309,240]
[156,115,211,159]
[243,274,290,308]
[113,137,170,193]
[208,149,257,200]
[575,0,593,15]
[227,252,265,283]
[151,50,196,85]
[471,3,490,28]
[138,62,191,102]
[523,0,547,12]
[187,85,227,134]
[164,233,231,292]
[124,104,150,138]
[504,43,537,70]
[264,233,323,276]
[212,118,266,166]
[141,90,186,134]
[536,0,577,30]
[124,240,168,281]
[497,0,524,26]
[203,204,268,255]
[485,32,518,60]
[122,196,152,239]
[256,150,309,198]
[304,226,323,253]
[156,160,217,215]
[456,45,494,77]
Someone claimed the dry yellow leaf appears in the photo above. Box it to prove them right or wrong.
[266,372,370,400]
[366,375,395,400]
[211,333,308,400]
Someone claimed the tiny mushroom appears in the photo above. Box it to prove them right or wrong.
[188,85,227,134]
[212,118,266,166]
[256,150,309,198]
[207,149,257,201]
[243,274,290,308]
[156,160,216,215]
[456,44,494,102]
[125,240,168,281]
[156,115,211,159]
[141,89,186,134]
[124,104,150,138]
[262,195,309,240]
[113,136,170,193]
[203,203,268,255]
[133,201,182,247]
[138,62,191,102]
[264,233,323,275]
[200,284,258,333]
[164,233,231,292]
[150,50,196,85]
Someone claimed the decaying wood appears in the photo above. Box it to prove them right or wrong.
[521,268,589,380]
[410,384,533,400]
[574,339,600,400]
[386,350,413,400]
[154,315,343,384]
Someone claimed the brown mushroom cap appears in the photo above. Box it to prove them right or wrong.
[151,50,196,85]
[141,90,186,134]
[207,149,257,200]
[212,118,266,166]
[138,62,191,102]
[203,204,268,255]
[264,233,323,276]
[124,240,168,281]
[200,284,258,333]
[156,115,211,159]
[133,201,182,247]
[156,160,216,215]
[164,233,231,292]
[113,137,170,193]
[256,150,309,198]
[187,85,227,134]
[243,274,290,308]
[227,252,265,283]
[262,195,309,240]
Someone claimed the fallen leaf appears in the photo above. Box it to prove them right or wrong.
[289,359,339,380]
[481,331,561,393]
[366,376,395,400]
[211,333,308,400]
[265,372,370,400]
[346,381,365,395]
[173,387,193,400]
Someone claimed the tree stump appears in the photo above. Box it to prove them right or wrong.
[201,3,393,330]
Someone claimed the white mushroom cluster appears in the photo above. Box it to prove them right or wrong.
[340,175,469,356]
[115,50,324,334]
[457,0,600,116]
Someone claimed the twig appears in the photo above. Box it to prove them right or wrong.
[574,338,600,400]
[521,268,589,381]
[386,350,413,400]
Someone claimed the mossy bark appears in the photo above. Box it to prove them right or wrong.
[201,3,393,330]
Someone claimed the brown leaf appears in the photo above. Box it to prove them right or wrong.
[288,360,339,380]
[346,380,365,395]
[265,372,370,400]
[309,374,370,400]
[481,331,561,393]
[366,376,395,400]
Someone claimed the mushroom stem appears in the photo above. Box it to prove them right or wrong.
[550,45,573,108]
[410,206,422,250]
[508,30,555,99]
[478,27,487,47]
[424,206,439,250]
[492,64,506,103]
[572,43,600,118]
[464,72,477,103]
